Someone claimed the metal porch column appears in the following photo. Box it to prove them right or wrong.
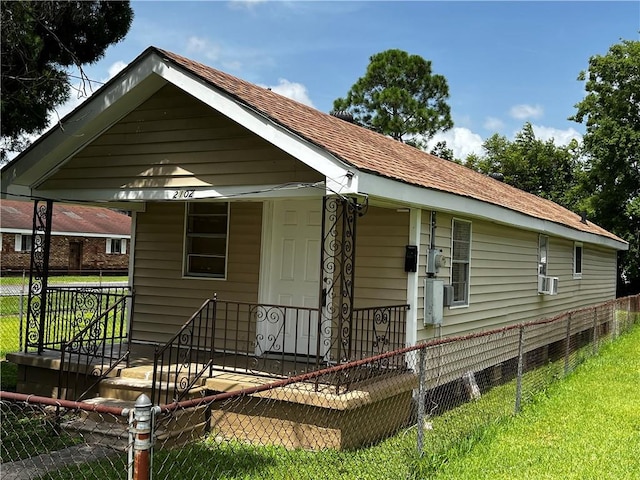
[25,199,53,354]
[318,195,367,363]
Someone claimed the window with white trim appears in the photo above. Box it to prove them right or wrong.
[184,202,229,278]
[451,218,471,307]
[573,242,583,278]
[15,234,33,252]
[106,238,127,254]
[538,235,548,276]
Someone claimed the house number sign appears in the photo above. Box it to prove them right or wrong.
[172,189,195,199]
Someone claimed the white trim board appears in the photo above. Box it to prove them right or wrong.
[357,172,628,251]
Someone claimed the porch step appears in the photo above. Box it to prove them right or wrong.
[62,396,210,450]
[116,365,155,380]
[61,418,130,451]
[79,397,134,423]
[98,376,208,402]
[61,402,131,451]
[204,371,274,392]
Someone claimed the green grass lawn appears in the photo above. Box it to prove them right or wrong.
[0,316,21,358]
[430,323,640,480]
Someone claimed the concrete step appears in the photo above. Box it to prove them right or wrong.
[77,397,134,424]
[99,376,155,401]
[63,397,210,450]
[98,376,208,402]
[61,416,130,451]
[118,362,208,382]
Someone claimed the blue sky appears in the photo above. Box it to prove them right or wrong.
[57,1,640,159]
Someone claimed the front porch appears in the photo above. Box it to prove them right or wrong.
[10,193,415,448]
[17,193,412,394]
[8,295,414,450]
[9,281,412,450]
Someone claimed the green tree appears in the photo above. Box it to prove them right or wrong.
[570,39,640,293]
[429,140,455,162]
[464,123,581,210]
[333,49,453,144]
[1,1,134,158]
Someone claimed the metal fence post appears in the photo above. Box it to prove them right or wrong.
[564,313,572,376]
[131,394,155,480]
[514,325,525,414]
[416,347,426,456]
[611,301,619,340]
[592,308,599,355]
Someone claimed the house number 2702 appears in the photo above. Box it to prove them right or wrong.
[173,189,195,199]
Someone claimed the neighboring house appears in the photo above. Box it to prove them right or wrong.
[0,199,131,274]
[0,46,628,373]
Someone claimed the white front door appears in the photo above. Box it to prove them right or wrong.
[260,199,325,356]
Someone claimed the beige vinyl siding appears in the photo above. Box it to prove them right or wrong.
[353,206,409,308]
[38,84,322,191]
[417,213,618,342]
[131,201,262,344]
[348,206,409,359]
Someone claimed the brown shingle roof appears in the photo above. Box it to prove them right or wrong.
[0,200,130,236]
[156,47,623,244]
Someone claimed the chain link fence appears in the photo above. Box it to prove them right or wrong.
[1,294,638,479]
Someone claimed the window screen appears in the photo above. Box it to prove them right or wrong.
[451,219,471,306]
[184,202,229,278]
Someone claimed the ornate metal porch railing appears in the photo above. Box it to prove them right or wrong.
[151,298,325,405]
[152,297,217,406]
[25,286,131,352]
[58,293,133,401]
[151,297,410,405]
[352,304,409,367]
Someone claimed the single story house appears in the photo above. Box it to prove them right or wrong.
[0,48,629,446]
[0,199,130,274]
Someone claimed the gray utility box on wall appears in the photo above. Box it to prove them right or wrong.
[424,278,444,325]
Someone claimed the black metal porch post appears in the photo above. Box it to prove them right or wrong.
[25,199,53,354]
[318,195,366,364]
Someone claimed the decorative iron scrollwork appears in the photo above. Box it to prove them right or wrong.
[26,200,53,354]
[319,195,366,367]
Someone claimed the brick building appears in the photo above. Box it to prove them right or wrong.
[1,199,131,275]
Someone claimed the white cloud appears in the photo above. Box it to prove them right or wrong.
[530,124,582,146]
[426,127,485,160]
[228,0,267,10]
[184,35,276,73]
[259,79,315,107]
[509,104,544,120]
[186,36,222,62]
[483,116,504,131]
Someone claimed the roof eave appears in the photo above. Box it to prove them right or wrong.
[357,171,629,251]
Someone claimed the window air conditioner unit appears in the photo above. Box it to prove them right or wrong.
[538,276,559,295]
